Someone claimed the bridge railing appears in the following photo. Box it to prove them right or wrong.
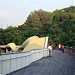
[0,48,49,75]
[65,46,75,55]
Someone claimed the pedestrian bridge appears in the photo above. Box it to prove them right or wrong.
[0,47,75,75]
[8,48,75,75]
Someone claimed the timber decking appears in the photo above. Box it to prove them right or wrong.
[8,50,75,75]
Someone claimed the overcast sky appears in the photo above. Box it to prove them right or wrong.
[0,0,74,28]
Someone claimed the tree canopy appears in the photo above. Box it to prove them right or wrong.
[0,6,75,47]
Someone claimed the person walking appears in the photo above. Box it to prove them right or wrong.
[58,44,61,52]
[48,44,53,57]
[61,45,64,53]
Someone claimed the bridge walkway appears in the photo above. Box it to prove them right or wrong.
[8,49,75,75]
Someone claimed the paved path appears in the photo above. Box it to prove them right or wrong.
[8,50,75,75]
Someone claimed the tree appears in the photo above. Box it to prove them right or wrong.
[0,28,5,44]
[26,9,53,25]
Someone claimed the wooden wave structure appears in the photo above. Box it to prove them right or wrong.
[0,36,48,54]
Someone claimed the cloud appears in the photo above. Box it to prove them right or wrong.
[74,0,75,6]
[0,11,15,19]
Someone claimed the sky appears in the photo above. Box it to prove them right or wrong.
[0,0,74,29]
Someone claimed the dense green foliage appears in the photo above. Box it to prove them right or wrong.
[0,6,75,47]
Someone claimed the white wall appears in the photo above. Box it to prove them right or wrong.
[0,48,48,75]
